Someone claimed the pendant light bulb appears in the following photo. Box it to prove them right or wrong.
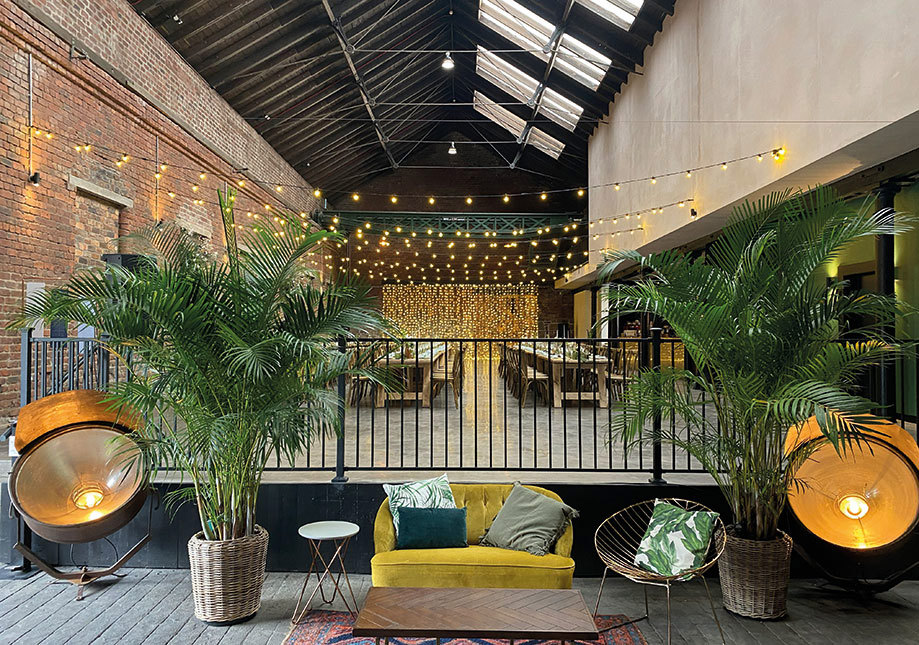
[442,51,455,70]
[448,141,457,155]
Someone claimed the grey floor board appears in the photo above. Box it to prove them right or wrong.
[111,571,192,644]
[69,568,170,645]
[0,570,918,644]
[27,568,152,644]
[0,576,75,643]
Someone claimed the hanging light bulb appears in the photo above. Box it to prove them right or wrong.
[465,196,473,205]
[540,192,547,201]
[390,195,398,204]
[313,188,322,198]
[442,51,455,70]
[503,194,510,203]
[721,162,728,170]
[352,193,360,201]
[577,188,585,197]
[429,196,436,205]
[448,142,457,155]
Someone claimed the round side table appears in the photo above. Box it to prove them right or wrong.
[291,520,360,625]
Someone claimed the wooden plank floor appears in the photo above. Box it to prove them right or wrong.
[1,570,918,644]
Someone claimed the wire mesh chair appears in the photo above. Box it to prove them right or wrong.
[594,498,727,645]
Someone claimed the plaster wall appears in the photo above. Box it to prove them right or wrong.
[586,0,919,267]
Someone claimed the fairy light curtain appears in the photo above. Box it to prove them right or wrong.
[382,284,538,338]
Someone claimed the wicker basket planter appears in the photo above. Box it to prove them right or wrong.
[718,528,793,619]
[188,525,269,625]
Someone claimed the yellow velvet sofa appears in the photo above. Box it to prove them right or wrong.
[371,483,575,589]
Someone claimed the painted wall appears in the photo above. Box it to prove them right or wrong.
[573,290,592,337]
[585,0,919,269]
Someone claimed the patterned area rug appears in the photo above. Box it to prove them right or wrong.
[285,610,646,644]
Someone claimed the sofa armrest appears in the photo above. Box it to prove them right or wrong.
[374,497,397,554]
[554,522,574,558]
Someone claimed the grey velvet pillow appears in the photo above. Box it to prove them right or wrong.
[480,483,578,556]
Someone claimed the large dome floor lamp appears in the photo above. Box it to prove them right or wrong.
[785,416,919,593]
[8,390,152,600]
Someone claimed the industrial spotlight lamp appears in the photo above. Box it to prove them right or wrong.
[9,390,152,599]
[785,416,919,591]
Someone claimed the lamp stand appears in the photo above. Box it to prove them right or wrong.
[13,495,154,600]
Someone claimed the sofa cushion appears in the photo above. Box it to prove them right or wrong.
[397,507,467,550]
[371,545,575,589]
[383,474,455,537]
[480,483,578,556]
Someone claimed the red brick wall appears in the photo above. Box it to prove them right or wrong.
[0,0,324,422]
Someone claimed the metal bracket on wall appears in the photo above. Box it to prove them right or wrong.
[69,43,87,61]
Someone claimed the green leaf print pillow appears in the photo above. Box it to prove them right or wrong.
[633,500,719,577]
[384,474,456,537]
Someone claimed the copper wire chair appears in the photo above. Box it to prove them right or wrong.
[594,498,727,645]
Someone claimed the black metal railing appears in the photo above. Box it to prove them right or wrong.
[17,329,919,480]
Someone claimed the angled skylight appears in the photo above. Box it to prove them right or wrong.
[473,91,564,159]
[576,0,644,31]
[475,47,583,131]
[478,0,612,91]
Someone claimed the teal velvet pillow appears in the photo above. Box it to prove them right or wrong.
[396,507,468,550]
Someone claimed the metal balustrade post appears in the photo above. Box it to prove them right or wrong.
[20,329,32,407]
[98,333,111,389]
[333,336,348,483]
[649,328,666,484]
[16,329,33,572]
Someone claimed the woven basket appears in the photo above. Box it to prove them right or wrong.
[718,528,793,619]
[188,525,269,624]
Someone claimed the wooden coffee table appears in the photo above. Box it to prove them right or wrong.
[353,587,600,643]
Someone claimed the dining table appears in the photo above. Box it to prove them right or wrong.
[374,342,448,408]
[514,343,609,408]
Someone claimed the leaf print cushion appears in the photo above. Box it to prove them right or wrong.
[633,500,719,577]
[383,474,455,537]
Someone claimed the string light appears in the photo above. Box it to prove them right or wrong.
[503,194,510,203]
[390,195,398,204]
[29,124,781,204]
[352,193,360,201]
[540,192,547,200]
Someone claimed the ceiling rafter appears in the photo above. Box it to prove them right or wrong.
[509,0,576,170]
[320,0,399,169]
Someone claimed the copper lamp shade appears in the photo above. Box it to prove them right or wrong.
[8,390,151,599]
[786,417,919,551]
[9,426,146,543]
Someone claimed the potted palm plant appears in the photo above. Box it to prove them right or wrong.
[14,188,387,624]
[599,186,908,619]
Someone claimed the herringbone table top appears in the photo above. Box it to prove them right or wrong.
[353,587,600,640]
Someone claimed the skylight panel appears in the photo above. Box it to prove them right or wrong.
[478,0,612,90]
[575,0,643,32]
[475,47,583,131]
[473,90,526,138]
[473,91,564,160]
[527,128,565,160]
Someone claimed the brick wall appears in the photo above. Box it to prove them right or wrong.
[538,285,574,336]
[0,0,325,422]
